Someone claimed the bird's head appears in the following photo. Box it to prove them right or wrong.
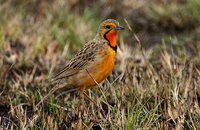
[96,19,124,50]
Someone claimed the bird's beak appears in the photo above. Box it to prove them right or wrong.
[114,26,125,30]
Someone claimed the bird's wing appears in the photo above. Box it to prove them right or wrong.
[51,39,103,84]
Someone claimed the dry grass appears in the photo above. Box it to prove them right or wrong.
[0,0,200,129]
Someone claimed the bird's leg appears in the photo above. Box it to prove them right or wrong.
[79,87,91,114]
[78,86,88,115]
[79,87,85,112]
[75,87,85,129]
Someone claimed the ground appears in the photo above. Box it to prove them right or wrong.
[0,0,200,129]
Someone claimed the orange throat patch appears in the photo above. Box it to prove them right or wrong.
[106,30,118,47]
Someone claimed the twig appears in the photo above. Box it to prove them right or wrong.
[86,69,107,101]
[123,18,158,77]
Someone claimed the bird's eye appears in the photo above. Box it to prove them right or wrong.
[105,25,111,29]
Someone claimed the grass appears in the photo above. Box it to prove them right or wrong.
[0,0,200,129]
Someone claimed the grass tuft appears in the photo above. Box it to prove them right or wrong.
[0,0,200,129]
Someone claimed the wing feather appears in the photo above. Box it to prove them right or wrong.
[51,39,101,84]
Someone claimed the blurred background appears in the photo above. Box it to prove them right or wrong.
[1,0,200,78]
[0,0,200,129]
[1,0,200,61]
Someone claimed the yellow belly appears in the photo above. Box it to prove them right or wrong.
[69,47,116,89]
[91,49,116,86]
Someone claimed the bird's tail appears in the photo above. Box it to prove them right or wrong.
[34,78,78,111]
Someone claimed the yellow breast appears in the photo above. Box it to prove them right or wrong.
[70,46,116,89]
[93,47,116,83]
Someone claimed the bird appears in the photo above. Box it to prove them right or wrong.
[52,19,124,100]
